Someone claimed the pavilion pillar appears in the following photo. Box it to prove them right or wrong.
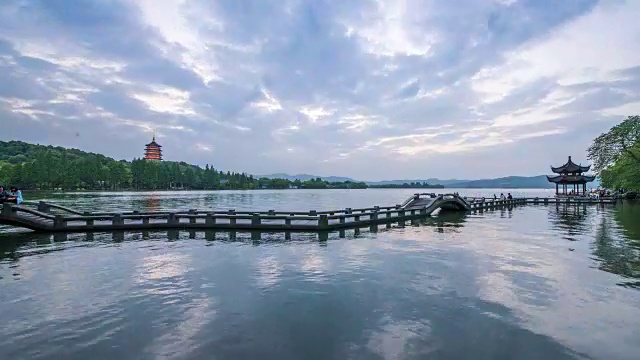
[555,183,558,195]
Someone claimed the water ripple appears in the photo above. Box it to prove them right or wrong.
[0,191,639,360]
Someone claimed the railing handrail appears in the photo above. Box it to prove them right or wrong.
[13,206,56,220]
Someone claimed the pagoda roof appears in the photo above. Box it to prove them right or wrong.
[546,174,596,184]
[550,156,590,174]
[145,136,162,148]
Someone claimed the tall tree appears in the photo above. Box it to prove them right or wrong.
[588,115,640,190]
[588,115,640,173]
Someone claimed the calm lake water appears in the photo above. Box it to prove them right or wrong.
[1,189,639,360]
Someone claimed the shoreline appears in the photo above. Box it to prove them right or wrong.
[21,187,558,193]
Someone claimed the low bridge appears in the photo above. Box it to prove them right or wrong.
[0,193,524,233]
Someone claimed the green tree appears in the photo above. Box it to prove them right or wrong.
[588,115,640,190]
[588,115,640,173]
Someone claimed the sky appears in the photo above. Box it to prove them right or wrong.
[0,0,639,181]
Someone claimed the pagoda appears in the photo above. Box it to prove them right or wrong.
[546,156,595,196]
[144,135,163,161]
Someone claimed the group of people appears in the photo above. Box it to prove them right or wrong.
[0,186,23,204]
[493,193,513,200]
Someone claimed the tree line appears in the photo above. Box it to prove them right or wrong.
[0,141,368,191]
[369,182,444,189]
[588,115,640,191]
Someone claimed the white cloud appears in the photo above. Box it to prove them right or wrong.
[299,106,335,123]
[136,0,222,84]
[132,85,196,115]
[472,1,640,102]
[0,0,638,179]
[251,88,283,113]
[342,0,438,57]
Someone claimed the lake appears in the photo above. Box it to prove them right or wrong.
[1,189,639,360]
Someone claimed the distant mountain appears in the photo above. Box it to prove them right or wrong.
[258,173,356,183]
[366,178,466,186]
[447,175,555,189]
[258,174,597,189]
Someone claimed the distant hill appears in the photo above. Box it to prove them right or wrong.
[258,173,356,183]
[447,175,555,189]
[250,174,600,189]
[366,178,466,186]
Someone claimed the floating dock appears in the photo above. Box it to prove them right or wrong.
[0,193,617,233]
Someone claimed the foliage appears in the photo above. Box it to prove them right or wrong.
[599,153,640,190]
[0,141,367,191]
[588,115,640,173]
[588,116,640,190]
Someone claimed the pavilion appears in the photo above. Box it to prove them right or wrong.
[546,156,595,196]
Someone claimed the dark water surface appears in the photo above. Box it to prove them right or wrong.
[1,189,639,360]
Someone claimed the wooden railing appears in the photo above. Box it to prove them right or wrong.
[3,194,617,234]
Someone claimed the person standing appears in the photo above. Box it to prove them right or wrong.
[0,187,7,203]
[6,187,23,205]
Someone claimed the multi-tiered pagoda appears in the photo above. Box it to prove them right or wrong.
[546,156,595,196]
[144,135,163,161]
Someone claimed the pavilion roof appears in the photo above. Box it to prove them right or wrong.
[550,156,590,174]
[546,174,596,184]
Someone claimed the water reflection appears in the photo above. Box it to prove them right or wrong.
[144,194,161,212]
[549,203,592,241]
[593,202,640,289]
[2,196,640,359]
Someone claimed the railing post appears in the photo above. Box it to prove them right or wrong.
[268,209,275,215]
[252,213,261,226]
[371,211,378,221]
[168,213,177,225]
[206,213,216,226]
[2,203,13,217]
[189,209,196,224]
[309,210,317,216]
[86,213,94,226]
[38,201,50,213]
[318,214,329,229]
[339,216,346,226]
[345,208,352,214]
[285,217,292,226]
[54,214,66,230]
[112,214,123,226]
[227,210,236,225]
[143,217,150,225]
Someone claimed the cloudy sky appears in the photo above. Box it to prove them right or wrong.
[0,0,639,180]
